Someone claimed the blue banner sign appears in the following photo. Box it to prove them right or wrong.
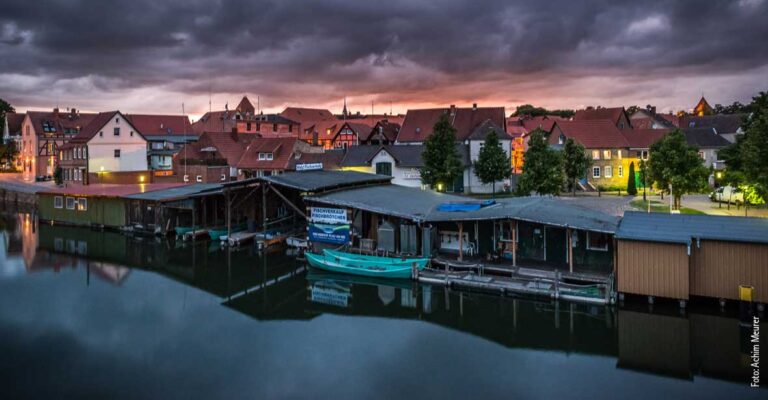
[308,222,350,245]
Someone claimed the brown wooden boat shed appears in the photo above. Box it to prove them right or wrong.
[615,212,768,303]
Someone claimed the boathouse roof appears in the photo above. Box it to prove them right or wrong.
[617,211,768,245]
[259,170,391,193]
[122,183,224,201]
[306,185,620,233]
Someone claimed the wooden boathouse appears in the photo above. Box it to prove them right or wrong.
[304,184,620,277]
[616,211,768,304]
[37,183,184,229]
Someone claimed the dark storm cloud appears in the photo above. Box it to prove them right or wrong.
[1,0,767,112]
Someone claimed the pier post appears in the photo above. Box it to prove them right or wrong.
[512,220,517,267]
[647,295,654,305]
[567,228,573,273]
[457,222,464,262]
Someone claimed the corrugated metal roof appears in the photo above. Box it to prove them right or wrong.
[616,211,768,245]
[260,170,391,192]
[306,185,620,232]
[122,183,223,201]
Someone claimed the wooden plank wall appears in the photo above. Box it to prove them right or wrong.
[691,240,768,303]
[617,240,690,300]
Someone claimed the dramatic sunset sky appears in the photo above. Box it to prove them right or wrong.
[1,0,767,119]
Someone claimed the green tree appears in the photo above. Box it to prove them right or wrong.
[421,114,464,192]
[0,98,14,136]
[512,104,574,118]
[638,159,648,201]
[474,129,512,197]
[53,166,63,185]
[739,92,768,200]
[0,98,16,168]
[627,161,637,195]
[562,138,590,196]
[516,128,564,196]
[647,129,709,210]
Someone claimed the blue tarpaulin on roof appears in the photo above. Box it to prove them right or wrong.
[437,200,496,212]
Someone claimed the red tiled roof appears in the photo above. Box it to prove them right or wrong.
[280,107,336,123]
[362,121,401,142]
[26,110,99,136]
[177,131,254,166]
[39,183,185,198]
[300,120,340,142]
[67,111,122,144]
[237,137,297,170]
[573,107,627,125]
[521,116,560,132]
[5,113,25,135]
[551,120,629,149]
[126,114,193,136]
[628,117,655,130]
[506,124,527,138]
[192,111,237,134]
[658,113,680,127]
[397,106,506,142]
[621,128,671,149]
[236,96,255,114]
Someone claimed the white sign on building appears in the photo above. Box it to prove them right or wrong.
[310,207,347,224]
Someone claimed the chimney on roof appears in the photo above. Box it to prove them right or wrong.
[472,103,477,111]
[450,105,456,116]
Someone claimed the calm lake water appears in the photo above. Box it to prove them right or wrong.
[0,209,765,399]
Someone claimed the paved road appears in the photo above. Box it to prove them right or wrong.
[680,194,768,218]
[0,173,53,194]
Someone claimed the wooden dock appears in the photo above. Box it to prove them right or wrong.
[416,261,613,305]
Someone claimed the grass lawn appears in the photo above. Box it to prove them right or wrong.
[629,199,706,215]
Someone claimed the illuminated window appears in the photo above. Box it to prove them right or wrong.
[698,151,706,160]
[641,150,649,160]
[603,150,611,160]
[77,198,87,211]
[617,150,622,159]
[592,150,600,160]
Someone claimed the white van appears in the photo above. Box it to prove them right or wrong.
[710,185,745,205]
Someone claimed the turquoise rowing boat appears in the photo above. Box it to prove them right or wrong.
[305,252,427,279]
[323,249,429,267]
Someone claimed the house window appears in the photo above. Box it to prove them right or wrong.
[592,166,600,178]
[699,151,706,160]
[273,123,278,132]
[115,118,120,124]
[605,166,612,178]
[77,198,87,211]
[256,123,261,131]
[114,149,121,158]
[266,153,273,160]
[641,150,649,160]
[130,131,134,137]
[618,166,623,177]
[592,150,600,160]
[114,127,120,136]
[587,232,609,251]
[376,162,393,176]
[258,153,266,160]
[99,131,103,137]
[603,150,611,160]
[54,196,63,209]
[617,150,622,159]
[289,124,293,133]
[247,122,252,131]
[66,197,76,210]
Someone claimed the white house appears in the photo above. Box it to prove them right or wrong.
[463,119,513,194]
[59,111,148,184]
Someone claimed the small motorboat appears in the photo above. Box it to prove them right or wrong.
[208,222,247,241]
[174,225,199,237]
[305,250,428,279]
[286,236,309,249]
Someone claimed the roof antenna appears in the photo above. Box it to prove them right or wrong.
[182,102,187,178]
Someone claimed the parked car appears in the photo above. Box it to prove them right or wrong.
[710,185,745,205]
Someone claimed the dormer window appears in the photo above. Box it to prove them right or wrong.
[258,152,273,161]
[558,134,565,145]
